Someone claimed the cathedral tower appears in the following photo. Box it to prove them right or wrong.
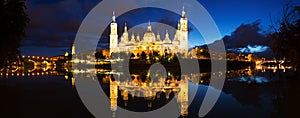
[110,11,118,56]
[71,44,76,55]
[179,6,188,55]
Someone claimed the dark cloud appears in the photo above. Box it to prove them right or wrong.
[22,0,101,48]
[207,20,271,49]
[226,20,269,48]
[202,20,274,57]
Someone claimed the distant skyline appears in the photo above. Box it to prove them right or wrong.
[20,0,300,57]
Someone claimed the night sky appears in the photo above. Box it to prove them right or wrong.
[20,0,300,57]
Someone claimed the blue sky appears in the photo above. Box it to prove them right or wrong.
[20,0,300,57]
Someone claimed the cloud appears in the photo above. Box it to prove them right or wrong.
[224,20,270,48]
[206,20,271,49]
[23,0,101,48]
[200,20,276,57]
[228,45,269,53]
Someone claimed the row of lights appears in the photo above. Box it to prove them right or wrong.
[0,72,52,77]
[19,55,50,60]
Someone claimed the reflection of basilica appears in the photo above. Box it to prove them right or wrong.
[109,7,189,57]
[109,74,189,117]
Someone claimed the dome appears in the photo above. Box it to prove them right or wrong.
[143,21,156,42]
[143,31,155,42]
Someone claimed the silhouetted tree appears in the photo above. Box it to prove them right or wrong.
[141,51,147,60]
[95,50,106,60]
[152,51,160,62]
[130,53,135,59]
[196,48,210,59]
[0,0,29,69]
[269,3,300,71]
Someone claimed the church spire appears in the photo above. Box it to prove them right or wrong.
[163,30,171,44]
[156,31,161,41]
[72,43,75,55]
[147,20,152,31]
[182,6,186,18]
[112,11,116,22]
[130,33,136,43]
[165,30,169,38]
[177,21,181,30]
[124,22,128,32]
[136,32,140,42]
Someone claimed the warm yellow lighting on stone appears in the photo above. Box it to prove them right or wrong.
[64,52,69,57]
[71,77,75,87]
[109,7,189,57]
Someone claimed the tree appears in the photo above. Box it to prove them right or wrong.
[95,50,106,60]
[196,48,210,59]
[269,3,300,71]
[0,0,29,69]
[130,53,135,59]
[141,51,147,60]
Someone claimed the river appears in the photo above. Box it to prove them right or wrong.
[0,65,299,118]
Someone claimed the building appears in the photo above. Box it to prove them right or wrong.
[109,7,189,57]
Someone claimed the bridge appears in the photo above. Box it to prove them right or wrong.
[255,59,285,65]
[6,56,58,73]
[20,55,54,66]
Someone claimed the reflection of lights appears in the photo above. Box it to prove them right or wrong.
[22,73,25,76]
[72,58,80,63]
[73,69,80,74]
[256,65,262,70]
[64,75,69,80]
[80,60,85,63]
[71,77,75,87]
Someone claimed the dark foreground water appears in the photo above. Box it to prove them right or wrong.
[0,68,299,118]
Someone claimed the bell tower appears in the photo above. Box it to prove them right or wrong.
[179,6,188,56]
[110,11,118,56]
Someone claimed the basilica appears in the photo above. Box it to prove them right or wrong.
[109,8,189,57]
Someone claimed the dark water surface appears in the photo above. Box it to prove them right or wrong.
[0,68,299,118]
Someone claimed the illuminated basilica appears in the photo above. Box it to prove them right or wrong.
[109,7,189,57]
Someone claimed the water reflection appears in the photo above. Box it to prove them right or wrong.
[107,74,189,116]
[0,64,296,117]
